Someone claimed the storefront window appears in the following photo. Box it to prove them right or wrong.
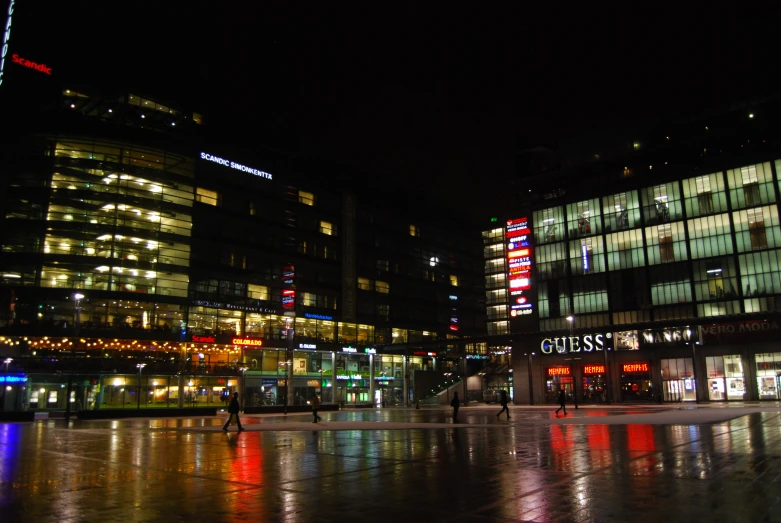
[755,353,781,399]
[619,362,653,401]
[582,364,606,403]
[545,366,572,403]
[660,358,696,402]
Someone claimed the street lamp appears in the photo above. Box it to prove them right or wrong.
[3,358,12,373]
[73,293,84,333]
[136,363,146,409]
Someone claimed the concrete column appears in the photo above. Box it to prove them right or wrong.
[369,354,375,406]
[287,350,294,407]
[432,357,437,372]
[177,374,185,408]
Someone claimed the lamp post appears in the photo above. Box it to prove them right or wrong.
[565,316,579,409]
[238,366,248,410]
[136,363,146,410]
[1,358,12,412]
[73,293,84,333]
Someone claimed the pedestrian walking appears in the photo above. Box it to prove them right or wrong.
[222,392,244,432]
[496,390,510,420]
[555,388,567,416]
[312,394,322,423]
[450,391,460,423]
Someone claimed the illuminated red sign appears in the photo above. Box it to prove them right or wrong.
[583,365,605,375]
[191,335,215,343]
[413,351,436,356]
[11,54,52,75]
[507,216,534,315]
[547,366,571,376]
[622,363,649,373]
[231,337,263,347]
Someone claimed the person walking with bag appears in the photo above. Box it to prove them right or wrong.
[496,390,510,420]
[450,391,460,423]
[223,392,244,432]
[555,388,567,416]
[312,394,322,423]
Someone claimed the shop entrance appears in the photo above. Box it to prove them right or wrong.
[663,378,697,402]
[546,377,573,403]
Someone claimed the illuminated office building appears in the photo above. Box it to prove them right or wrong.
[485,97,781,403]
[0,85,485,413]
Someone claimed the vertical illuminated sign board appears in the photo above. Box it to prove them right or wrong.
[506,217,533,316]
[0,0,16,88]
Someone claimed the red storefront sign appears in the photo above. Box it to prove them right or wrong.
[192,335,216,343]
[231,337,263,347]
[547,366,571,376]
[622,363,649,373]
[583,365,605,375]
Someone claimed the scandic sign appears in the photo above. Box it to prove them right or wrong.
[231,337,263,346]
[12,53,51,74]
[191,335,216,343]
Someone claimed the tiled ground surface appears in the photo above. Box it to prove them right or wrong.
[1,406,780,522]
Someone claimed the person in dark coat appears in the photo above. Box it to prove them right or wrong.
[223,392,244,432]
[555,388,567,416]
[496,390,510,420]
[450,392,460,423]
[312,394,322,423]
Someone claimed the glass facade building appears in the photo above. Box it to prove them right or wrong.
[0,87,485,413]
[487,99,781,403]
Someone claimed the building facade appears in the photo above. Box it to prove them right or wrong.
[484,97,781,403]
[0,86,485,413]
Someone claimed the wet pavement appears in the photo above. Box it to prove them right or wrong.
[2,405,781,522]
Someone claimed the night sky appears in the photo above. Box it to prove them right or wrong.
[11,1,781,221]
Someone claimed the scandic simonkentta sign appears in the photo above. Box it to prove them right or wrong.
[200,152,272,180]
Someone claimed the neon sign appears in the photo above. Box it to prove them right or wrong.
[342,346,357,353]
[0,375,26,383]
[11,54,51,75]
[231,337,263,346]
[583,365,605,375]
[298,343,316,349]
[191,335,215,343]
[304,313,333,321]
[541,333,609,354]
[0,0,15,87]
[622,363,649,373]
[507,217,533,316]
[200,152,272,180]
[547,366,571,376]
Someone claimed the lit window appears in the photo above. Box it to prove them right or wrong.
[248,284,269,300]
[358,278,372,291]
[375,281,390,294]
[320,221,333,235]
[449,275,460,287]
[249,202,256,216]
[377,259,389,271]
[410,225,418,237]
[192,113,203,124]
[242,256,247,270]
[299,191,315,206]
[196,187,219,206]
[302,292,316,306]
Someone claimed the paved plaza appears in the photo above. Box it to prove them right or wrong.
[1,404,781,522]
